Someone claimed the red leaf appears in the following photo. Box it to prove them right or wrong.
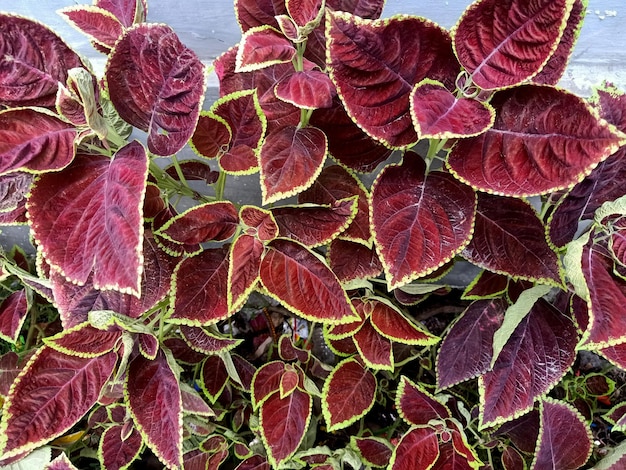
[240,206,279,241]
[259,388,312,467]
[594,82,626,134]
[396,376,450,426]
[181,325,241,355]
[0,347,116,459]
[97,0,146,27]
[0,109,76,176]
[275,71,336,109]
[164,160,219,184]
[0,289,28,344]
[45,454,79,470]
[368,298,438,345]
[251,362,286,408]
[157,201,238,245]
[59,6,124,51]
[0,14,90,107]
[411,79,494,138]
[235,454,270,470]
[390,427,440,470]
[169,247,230,325]
[236,26,296,72]
[327,11,458,147]
[127,350,182,469]
[322,357,376,431]
[260,239,358,324]
[260,125,327,204]
[235,0,286,31]
[533,398,592,469]
[228,234,263,312]
[0,173,32,213]
[437,299,506,390]
[29,143,147,296]
[137,333,158,360]
[286,0,323,27]
[272,197,357,247]
[0,352,21,398]
[180,382,215,416]
[299,164,371,244]
[454,0,571,89]
[105,24,206,156]
[463,193,563,285]
[353,320,393,370]
[371,156,476,289]
[200,355,229,403]
[44,323,122,357]
[480,299,578,427]
[99,424,143,470]
[351,436,393,468]
[447,86,624,197]
[328,239,383,283]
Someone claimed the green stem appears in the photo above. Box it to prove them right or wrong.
[24,300,40,350]
[149,160,214,203]
[214,170,228,201]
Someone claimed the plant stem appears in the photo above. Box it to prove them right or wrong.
[214,170,228,201]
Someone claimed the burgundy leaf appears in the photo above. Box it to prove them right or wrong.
[164,338,206,365]
[495,409,541,453]
[236,26,296,72]
[0,14,90,107]
[228,234,263,312]
[164,160,219,184]
[137,333,158,360]
[105,24,205,156]
[368,298,438,345]
[0,200,27,225]
[322,357,376,431]
[389,426,440,470]
[351,436,393,468]
[97,0,146,27]
[532,398,592,469]
[326,0,385,18]
[411,79,494,138]
[371,156,476,289]
[169,246,230,325]
[353,319,393,370]
[278,335,311,364]
[299,164,371,244]
[0,109,76,176]
[240,206,279,241]
[180,382,214,416]
[127,350,182,469]
[272,197,357,247]
[327,11,458,147]
[29,143,147,296]
[594,82,626,134]
[0,347,116,459]
[463,193,562,285]
[189,113,231,160]
[327,239,383,283]
[0,352,21,398]
[0,289,28,344]
[99,424,143,470]
[0,173,33,213]
[447,86,624,197]
[275,70,336,109]
[260,239,358,324]
[502,446,525,470]
[533,0,586,85]
[231,354,257,392]
[181,325,241,355]
[45,453,79,470]
[454,0,571,89]
[431,440,477,470]
[260,125,327,204]
[462,271,509,300]
[548,148,626,248]
[156,201,238,245]
[396,376,450,426]
[259,388,312,467]
[236,454,270,470]
[286,0,323,27]
[251,361,286,408]
[480,299,578,428]
[201,355,229,403]
[44,323,122,357]
[59,6,124,51]
[600,343,626,370]
[235,0,286,31]
[437,299,506,390]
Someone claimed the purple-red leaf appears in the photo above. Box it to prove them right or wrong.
[240,206,279,241]
[181,325,241,355]
[260,239,358,324]
[593,82,626,134]
[353,319,393,370]
[454,0,571,90]
[59,6,124,51]
[480,299,578,428]
[272,197,357,247]
[368,298,438,345]
[0,108,76,176]
[105,24,205,156]
[463,193,562,285]
[447,86,625,197]
[200,355,229,403]
[437,299,506,390]
[260,125,327,204]
[0,13,90,107]
[0,173,32,213]
[532,398,592,469]
[327,11,458,148]
[156,201,238,245]
[371,156,476,289]
[0,347,117,459]
[164,160,219,185]
[322,357,376,431]
[228,234,264,312]
[97,0,146,27]
[351,436,393,468]
[396,376,450,426]
[0,352,21,399]
[0,289,28,344]
[275,70,336,109]
[411,79,494,138]
[28,142,147,296]
[45,453,79,470]
[44,322,122,358]
[99,424,143,470]
[389,426,440,470]
[251,362,286,409]
[236,26,296,72]
[169,246,230,325]
[126,350,182,469]
[328,239,383,283]
[259,388,312,467]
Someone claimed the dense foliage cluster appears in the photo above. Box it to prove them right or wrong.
[2,0,626,468]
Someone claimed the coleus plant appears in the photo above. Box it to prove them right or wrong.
[1,0,626,468]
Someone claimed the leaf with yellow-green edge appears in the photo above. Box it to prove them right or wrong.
[279,366,299,399]
[43,452,79,470]
[591,439,626,469]
[328,239,383,284]
[251,361,286,410]
[259,125,327,205]
[97,424,142,470]
[388,426,439,470]
[58,5,123,52]
[228,234,264,313]
[353,319,393,371]
[180,325,242,355]
[462,270,509,300]
[325,300,365,340]
[235,25,296,73]
[350,436,393,468]
[0,289,29,344]
[395,376,450,426]
[239,205,279,242]
[321,356,376,432]
[43,322,122,358]
[260,238,359,324]
[0,347,117,459]
[199,355,229,404]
